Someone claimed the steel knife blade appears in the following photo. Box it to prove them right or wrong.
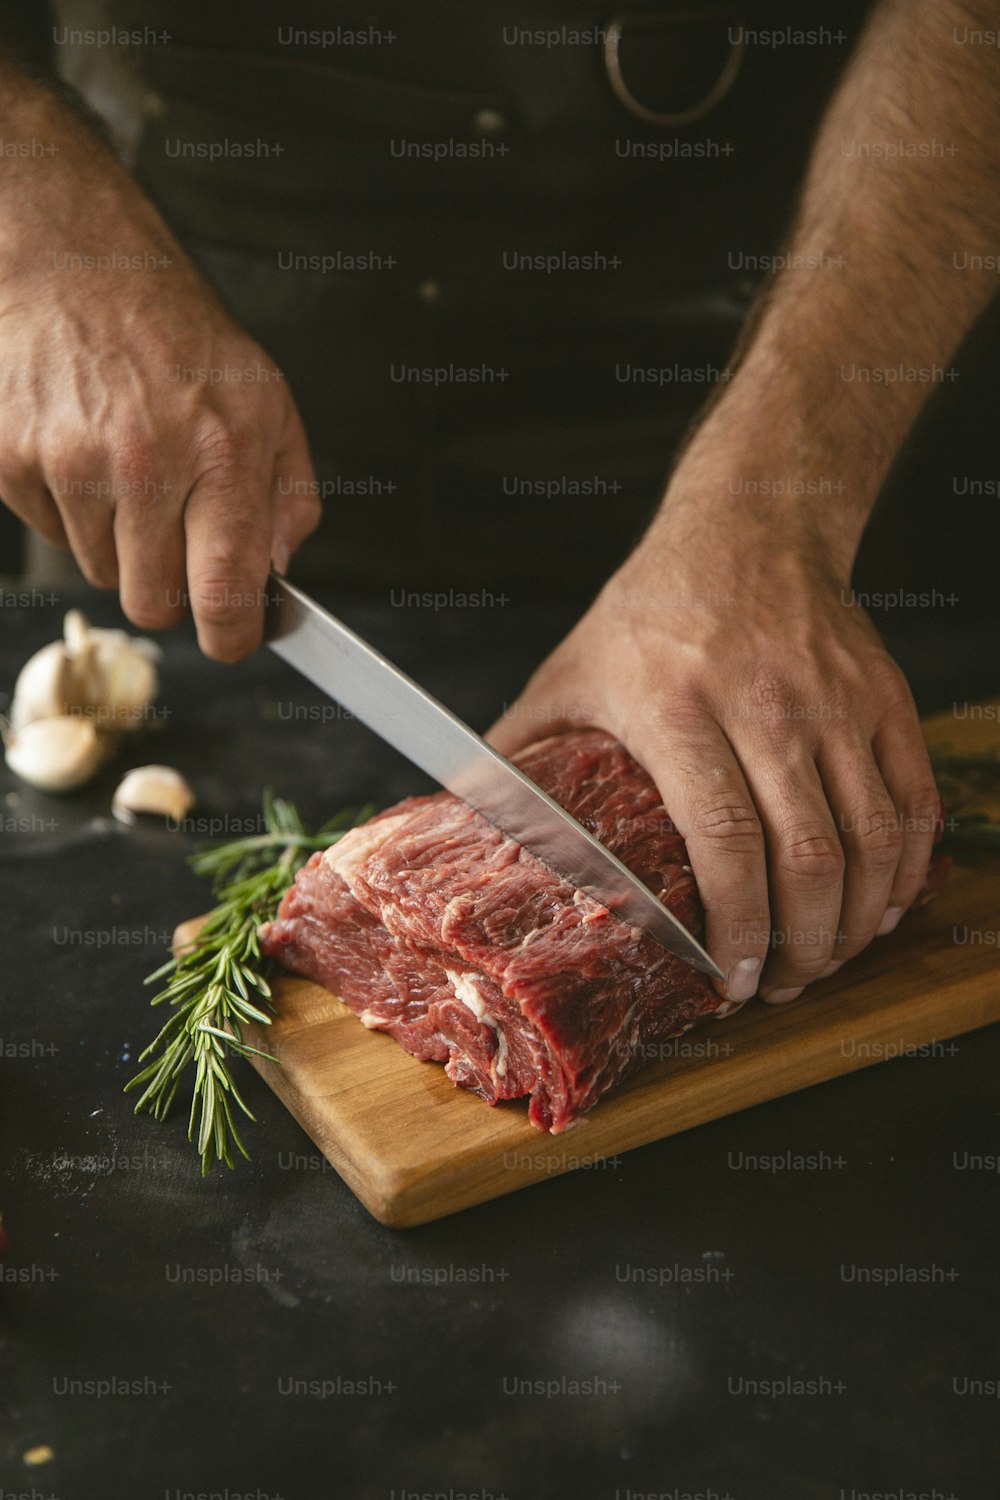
[264,574,724,981]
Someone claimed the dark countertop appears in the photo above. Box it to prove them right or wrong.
[2,586,1000,1499]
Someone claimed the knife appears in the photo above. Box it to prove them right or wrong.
[264,574,724,982]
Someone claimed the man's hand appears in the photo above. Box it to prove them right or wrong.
[496,0,999,1002]
[490,488,939,1004]
[0,70,319,660]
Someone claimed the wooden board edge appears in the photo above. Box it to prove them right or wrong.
[249,965,1000,1227]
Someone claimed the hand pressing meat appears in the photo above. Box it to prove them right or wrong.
[489,504,942,1007]
[260,731,948,1132]
[494,0,1000,1003]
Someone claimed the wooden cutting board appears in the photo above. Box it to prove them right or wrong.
[177,701,1000,1228]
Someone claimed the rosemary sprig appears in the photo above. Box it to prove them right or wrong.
[125,791,371,1174]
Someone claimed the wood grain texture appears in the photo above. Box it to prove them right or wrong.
[176,701,1000,1228]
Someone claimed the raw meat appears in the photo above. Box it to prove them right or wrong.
[260,730,949,1132]
[260,731,735,1131]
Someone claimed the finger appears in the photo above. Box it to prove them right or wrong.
[488,702,596,757]
[113,457,187,631]
[44,460,118,589]
[182,437,272,662]
[749,751,844,1001]
[816,736,902,974]
[269,407,321,574]
[0,477,68,550]
[629,709,770,1011]
[485,659,601,756]
[873,702,940,928]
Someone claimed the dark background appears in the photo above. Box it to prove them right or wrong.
[2,590,999,1496]
[2,1,999,1494]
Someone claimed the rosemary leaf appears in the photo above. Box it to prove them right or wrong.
[125,792,372,1174]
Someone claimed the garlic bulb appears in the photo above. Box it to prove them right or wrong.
[112,765,195,825]
[9,611,160,738]
[2,715,105,792]
[6,612,165,795]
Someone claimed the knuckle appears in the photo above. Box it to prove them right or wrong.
[43,450,105,507]
[211,508,261,548]
[776,825,845,886]
[875,670,916,721]
[192,576,255,629]
[690,795,764,852]
[110,436,159,489]
[843,805,904,870]
[193,422,256,482]
[644,690,712,739]
[743,670,796,720]
[875,653,908,690]
[901,786,943,840]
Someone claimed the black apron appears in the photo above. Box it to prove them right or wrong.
[56,2,873,593]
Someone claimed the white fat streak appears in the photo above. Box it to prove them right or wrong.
[494,1032,508,1078]
[445,969,508,1080]
[446,968,489,1020]
[322,812,413,888]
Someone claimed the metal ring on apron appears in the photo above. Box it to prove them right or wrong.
[604,10,746,126]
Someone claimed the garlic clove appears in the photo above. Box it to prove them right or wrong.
[89,625,162,663]
[62,609,93,658]
[3,714,105,792]
[112,765,195,826]
[86,626,160,732]
[95,646,159,733]
[9,640,82,731]
[123,636,162,666]
[65,611,106,709]
[61,612,161,732]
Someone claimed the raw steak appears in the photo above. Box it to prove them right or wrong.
[260,730,948,1132]
[260,731,732,1131]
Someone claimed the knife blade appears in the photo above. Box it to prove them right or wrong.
[264,574,724,982]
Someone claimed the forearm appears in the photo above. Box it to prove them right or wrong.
[652,0,1000,580]
[0,59,209,309]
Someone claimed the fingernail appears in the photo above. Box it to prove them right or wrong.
[727,957,762,1003]
[761,987,803,1005]
[877,906,904,937]
[272,541,290,576]
[820,960,843,979]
